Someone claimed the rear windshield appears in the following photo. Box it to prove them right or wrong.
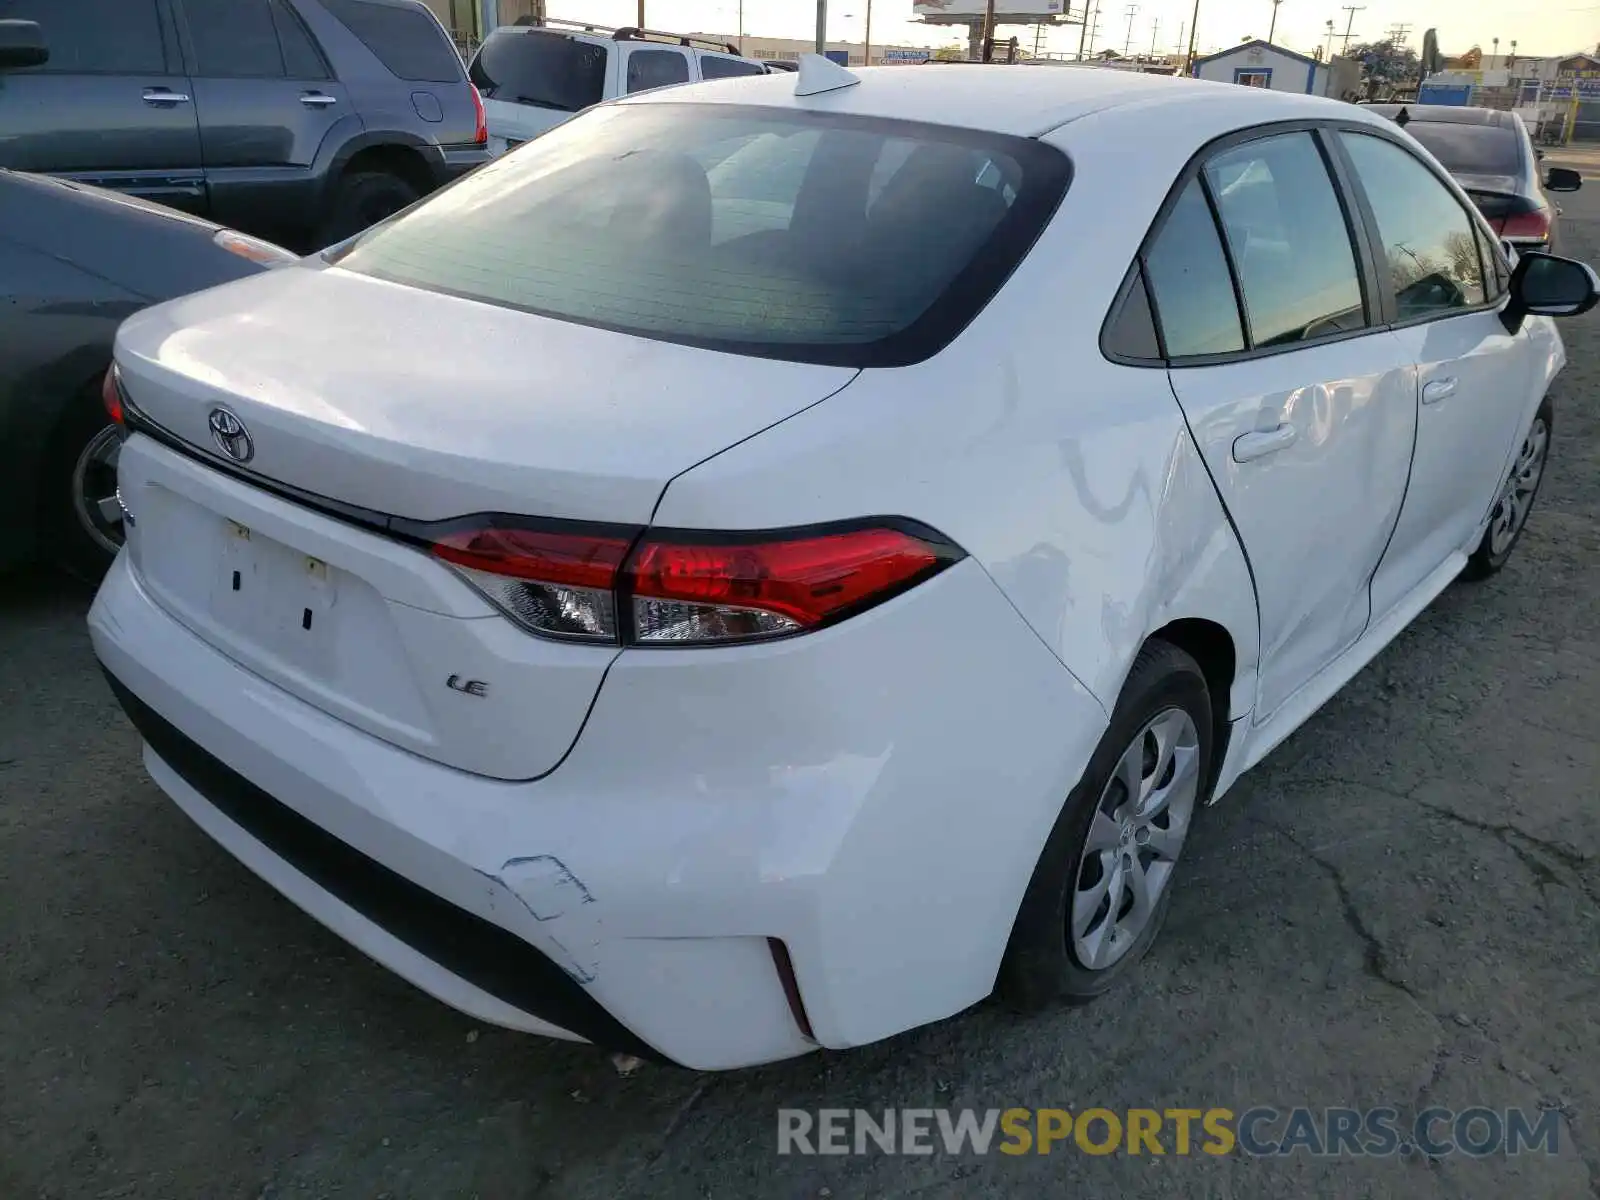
[1402,121,1522,176]
[469,28,607,112]
[328,103,1071,367]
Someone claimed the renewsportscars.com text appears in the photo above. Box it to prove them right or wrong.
[777,1106,1563,1158]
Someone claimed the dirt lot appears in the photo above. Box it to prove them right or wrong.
[4,176,1599,1200]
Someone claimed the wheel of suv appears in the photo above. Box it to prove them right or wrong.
[998,640,1213,1009]
[40,380,124,584]
[317,170,421,248]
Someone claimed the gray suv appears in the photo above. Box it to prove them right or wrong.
[0,0,489,249]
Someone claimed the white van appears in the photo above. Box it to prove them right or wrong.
[467,19,770,155]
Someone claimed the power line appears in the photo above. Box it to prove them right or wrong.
[1338,4,1363,54]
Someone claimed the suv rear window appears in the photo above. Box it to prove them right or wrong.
[319,0,461,82]
[1399,120,1521,176]
[329,103,1070,367]
[470,28,606,112]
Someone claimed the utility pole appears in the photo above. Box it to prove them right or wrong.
[1121,4,1137,56]
[863,0,871,65]
[1175,19,1184,55]
[1076,1,1091,58]
[1267,0,1281,44]
[815,0,827,54]
[1386,22,1410,46]
[981,0,997,60]
[1338,4,1362,55]
[1149,16,1159,56]
[638,0,645,27]
[1034,24,1044,56]
[1183,0,1200,73]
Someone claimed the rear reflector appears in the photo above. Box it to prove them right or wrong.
[429,520,961,646]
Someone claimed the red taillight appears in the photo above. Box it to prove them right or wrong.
[429,521,957,646]
[627,528,943,644]
[101,365,124,425]
[432,527,632,641]
[470,84,487,146]
[1500,207,1551,244]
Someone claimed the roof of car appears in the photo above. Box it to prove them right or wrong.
[1363,103,1514,127]
[619,63,1355,137]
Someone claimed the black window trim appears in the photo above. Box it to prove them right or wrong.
[1328,122,1511,333]
[1100,117,1514,371]
[273,0,334,81]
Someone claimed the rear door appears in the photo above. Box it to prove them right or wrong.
[174,0,350,240]
[0,0,205,214]
[1150,127,1419,722]
[1336,127,1539,617]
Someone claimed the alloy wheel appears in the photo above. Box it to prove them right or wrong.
[1070,707,1201,971]
[1488,415,1549,558]
[70,425,125,555]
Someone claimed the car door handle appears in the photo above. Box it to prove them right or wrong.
[1232,423,1298,463]
[299,92,338,107]
[1422,377,1458,405]
[142,88,190,105]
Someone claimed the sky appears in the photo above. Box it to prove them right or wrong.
[552,0,1596,61]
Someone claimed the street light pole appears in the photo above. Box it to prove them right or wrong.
[1267,0,1281,44]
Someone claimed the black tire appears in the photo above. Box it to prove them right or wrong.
[316,170,421,248]
[997,640,1213,1011]
[39,381,123,585]
[1462,395,1553,581]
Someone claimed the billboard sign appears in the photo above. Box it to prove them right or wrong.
[913,0,1065,19]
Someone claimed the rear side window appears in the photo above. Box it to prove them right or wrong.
[330,103,1071,367]
[1203,132,1366,347]
[469,29,605,112]
[0,0,165,73]
[1339,132,1486,319]
[319,0,461,82]
[699,54,765,80]
[1399,121,1521,176]
[184,0,285,77]
[627,48,690,93]
[274,0,330,78]
[1143,180,1245,357]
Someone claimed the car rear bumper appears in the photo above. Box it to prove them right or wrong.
[90,547,1104,1069]
[436,144,491,182]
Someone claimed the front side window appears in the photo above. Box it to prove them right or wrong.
[1340,131,1486,320]
[329,103,1070,367]
[0,0,165,73]
[469,29,606,113]
[1143,179,1245,357]
[185,0,285,78]
[627,48,690,93]
[1204,132,1367,347]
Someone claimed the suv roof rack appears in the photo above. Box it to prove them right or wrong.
[511,15,742,56]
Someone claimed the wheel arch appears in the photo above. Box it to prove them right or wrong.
[1146,617,1238,802]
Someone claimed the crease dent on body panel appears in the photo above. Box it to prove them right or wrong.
[485,854,600,984]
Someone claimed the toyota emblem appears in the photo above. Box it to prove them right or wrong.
[207,407,254,463]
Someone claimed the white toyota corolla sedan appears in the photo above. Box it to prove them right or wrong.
[90,58,1596,1070]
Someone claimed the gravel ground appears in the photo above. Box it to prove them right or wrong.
[3,178,1598,1200]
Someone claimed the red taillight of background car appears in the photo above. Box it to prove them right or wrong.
[101,364,125,425]
[470,85,488,146]
[1499,206,1552,245]
[429,521,959,646]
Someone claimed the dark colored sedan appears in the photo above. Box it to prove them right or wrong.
[0,169,295,581]
[1368,104,1581,252]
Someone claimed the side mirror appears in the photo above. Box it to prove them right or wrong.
[1502,250,1600,333]
[0,19,47,70]
[1544,166,1582,193]
[1534,147,1545,161]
